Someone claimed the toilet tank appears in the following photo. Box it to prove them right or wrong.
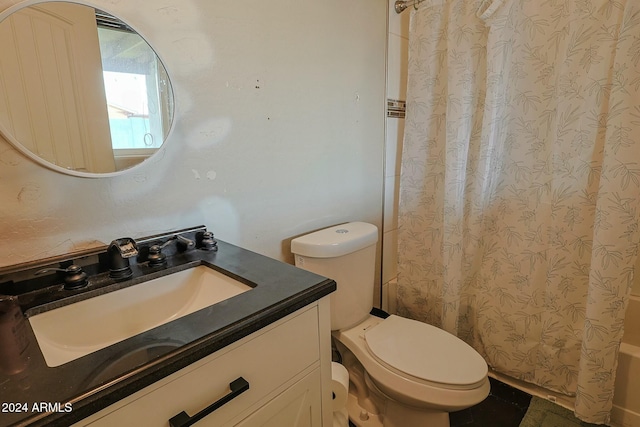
[291,222,378,331]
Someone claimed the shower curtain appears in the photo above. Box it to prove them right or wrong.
[396,0,640,423]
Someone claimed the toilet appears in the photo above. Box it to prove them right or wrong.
[291,222,490,427]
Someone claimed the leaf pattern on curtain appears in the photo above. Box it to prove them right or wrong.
[396,0,640,423]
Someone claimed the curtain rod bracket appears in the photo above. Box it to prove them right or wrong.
[394,0,424,14]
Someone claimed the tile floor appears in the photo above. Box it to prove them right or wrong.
[450,378,532,426]
[347,377,532,427]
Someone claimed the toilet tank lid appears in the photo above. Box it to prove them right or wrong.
[291,222,378,258]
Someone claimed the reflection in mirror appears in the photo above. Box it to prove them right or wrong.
[0,2,174,176]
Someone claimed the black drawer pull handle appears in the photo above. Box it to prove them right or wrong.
[169,377,250,427]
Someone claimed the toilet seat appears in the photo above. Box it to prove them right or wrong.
[364,315,487,390]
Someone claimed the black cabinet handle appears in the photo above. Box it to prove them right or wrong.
[169,377,250,427]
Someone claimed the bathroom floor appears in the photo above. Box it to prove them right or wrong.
[450,378,532,427]
[347,377,532,427]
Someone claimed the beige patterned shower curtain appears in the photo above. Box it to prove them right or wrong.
[396,0,640,423]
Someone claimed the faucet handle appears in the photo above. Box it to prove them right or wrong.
[176,234,196,250]
[157,234,195,251]
[146,234,196,267]
[35,265,88,290]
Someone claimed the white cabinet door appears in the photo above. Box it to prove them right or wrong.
[235,369,322,427]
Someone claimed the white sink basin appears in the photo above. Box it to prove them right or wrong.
[29,266,252,367]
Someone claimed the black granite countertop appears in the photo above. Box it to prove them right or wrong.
[0,233,335,427]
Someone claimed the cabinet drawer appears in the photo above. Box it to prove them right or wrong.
[82,305,320,426]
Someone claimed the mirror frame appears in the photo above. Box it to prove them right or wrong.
[0,0,176,178]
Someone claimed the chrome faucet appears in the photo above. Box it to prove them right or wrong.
[108,238,138,280]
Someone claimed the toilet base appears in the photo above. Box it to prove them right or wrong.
[346,393,383,427]
[346,386,450,427]
[336,338,452,427]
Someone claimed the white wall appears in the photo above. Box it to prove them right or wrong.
[0,0,387,274]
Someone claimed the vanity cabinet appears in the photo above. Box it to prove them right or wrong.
[73,298,331,427]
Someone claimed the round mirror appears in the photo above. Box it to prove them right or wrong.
[0,2,174,177]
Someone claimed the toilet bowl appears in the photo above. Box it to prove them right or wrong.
[333,314,489,426]
[291,222,490,427]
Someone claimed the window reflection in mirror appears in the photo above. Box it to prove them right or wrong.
[96,11,171,169]
[96,11,173,170]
